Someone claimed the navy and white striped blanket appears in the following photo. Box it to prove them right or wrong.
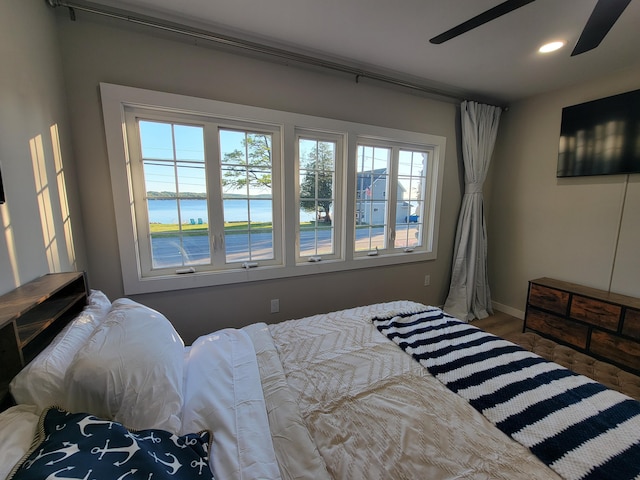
[373,308,640,480]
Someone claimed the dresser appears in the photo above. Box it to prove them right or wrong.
[0,272,87,408]
[524,277,640,375]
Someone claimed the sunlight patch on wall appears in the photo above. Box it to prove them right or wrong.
[30,134,60,272]
[1,204,20,286]
[51,124,77,270]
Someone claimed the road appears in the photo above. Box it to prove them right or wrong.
[151,226,417,267]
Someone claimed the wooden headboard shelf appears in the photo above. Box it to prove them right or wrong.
[0,272,87,409]
[524,277,640,376]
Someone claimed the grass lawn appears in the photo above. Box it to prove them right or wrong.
[149,221,330,236]
[149,221,269,235]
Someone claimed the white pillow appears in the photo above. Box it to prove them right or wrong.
[9,290,112,410]
[0,404,40,480]
[64,298,185,433]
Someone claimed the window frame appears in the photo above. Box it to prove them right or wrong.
[215,121,284,269]
[101,83,446,295]
[126,111,212,276]
[353,138,437,258]
[123,108,285,278]
[294,129,345,263]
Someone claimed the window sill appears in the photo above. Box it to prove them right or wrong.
[124,251,435,295]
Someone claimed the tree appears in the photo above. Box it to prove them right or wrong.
[299,141,334,224]
[220,134,335,223]
[221,133,272,192]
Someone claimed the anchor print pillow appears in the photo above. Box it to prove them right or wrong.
[9,407,214,480]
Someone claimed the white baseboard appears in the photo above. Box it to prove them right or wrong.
[492,301,525,320]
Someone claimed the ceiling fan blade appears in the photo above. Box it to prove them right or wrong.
[429,0,537,44]
[571,0,632,56]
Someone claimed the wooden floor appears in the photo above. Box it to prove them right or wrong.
[472,310,523,338]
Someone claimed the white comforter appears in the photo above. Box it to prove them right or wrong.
[266,301,562,480]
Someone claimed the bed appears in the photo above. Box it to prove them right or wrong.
[1,291,639,480]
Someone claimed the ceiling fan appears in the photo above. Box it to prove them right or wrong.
[429,0,632,56]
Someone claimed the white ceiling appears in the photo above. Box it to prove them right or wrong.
[76,0,640,104]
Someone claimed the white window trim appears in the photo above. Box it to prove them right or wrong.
[101,83,447,295]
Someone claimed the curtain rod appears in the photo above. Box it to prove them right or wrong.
[46,0,466,102]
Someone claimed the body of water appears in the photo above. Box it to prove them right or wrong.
[148,198,315,223]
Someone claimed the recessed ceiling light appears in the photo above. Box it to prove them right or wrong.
[539,41,565,53]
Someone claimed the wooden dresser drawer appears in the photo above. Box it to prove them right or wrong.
[591,330,640,372]
[525,278,640,376]
[528,283,569,315]
[570,295,621,331]
[526,309,588,349]
[623,309,640,340]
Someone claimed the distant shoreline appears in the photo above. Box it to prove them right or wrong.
[146,192,271,199]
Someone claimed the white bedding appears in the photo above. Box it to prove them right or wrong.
[2,297,283,480]
[9,290,112,410]
[64,298,185,432]
[181,328,282,480]
[243,323,331,480]
[0,405,39,480]
[9,295,635,480]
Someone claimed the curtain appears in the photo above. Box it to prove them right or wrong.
[443,101,501,322]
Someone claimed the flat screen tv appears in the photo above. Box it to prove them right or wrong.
[557,88,640,177]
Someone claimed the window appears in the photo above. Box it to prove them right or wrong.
[296,131,343,261]
[125,110,282,279]
[219,128,278,264]
[102,83,445,294]
[355,144,390,253]
[355,142,432,256]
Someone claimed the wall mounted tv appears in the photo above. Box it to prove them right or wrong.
[557,88,640,177]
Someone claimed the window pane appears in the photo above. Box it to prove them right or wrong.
[225,226,249,262]
[144,162,176,194]
[219,129,247,165]
[247,167,273,196]
[174,125,205,162]
[139,120,210,268]
[149,221,209,268]
[181,233,211,265]
[150,234,184,268]
[220,128,274,263]
[298,137,336,257]
[177,162,207,198]
[355,144,389,252]
[249,198,273,222]
[223,197,249,222]
[179,199,208,226]
[139,121,173,159]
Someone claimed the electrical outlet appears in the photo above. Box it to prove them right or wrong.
[270,298,280,313]
[424,275,431,286]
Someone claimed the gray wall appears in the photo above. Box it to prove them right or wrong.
[0,2,86,295]
[487,64,640,317]
[55,13,463,343]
